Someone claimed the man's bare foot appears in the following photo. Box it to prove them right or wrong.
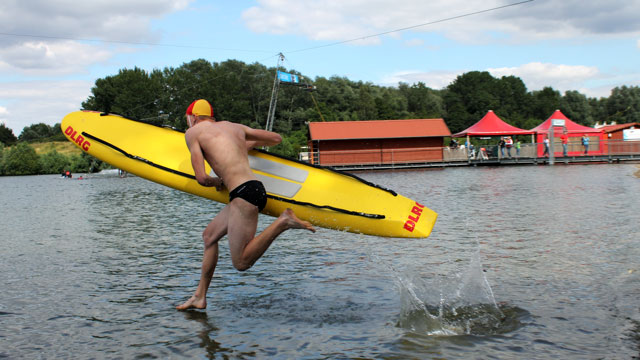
[280,208,316,232]
[176,295,206,310]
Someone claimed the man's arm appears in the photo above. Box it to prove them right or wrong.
[243,125,282,148]
[186,134,223,189]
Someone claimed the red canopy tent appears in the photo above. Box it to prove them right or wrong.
[452,110,535,138]
[531,110,604,156]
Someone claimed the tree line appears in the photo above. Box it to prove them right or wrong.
[0,122,105,175]
[2,58,640,175]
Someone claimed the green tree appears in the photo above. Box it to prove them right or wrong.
[356,84,378,120]
[494,75,530,128]
[589,97,609,124]
[19,123,56,141]
[162,59,218,130]
[606,86,640,124]
[444,71,501,133]
[82,67,165,124]
[561,90,593,126]
[399,82,444,118]
[2,142,41,175]
[0,123,17,145]
[529,87,562,120]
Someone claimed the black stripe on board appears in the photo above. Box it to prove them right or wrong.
[82,132,196,180]
[266,194,385,219]
[81,131,385,220]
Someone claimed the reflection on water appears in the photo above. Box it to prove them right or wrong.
[1,164,640,358]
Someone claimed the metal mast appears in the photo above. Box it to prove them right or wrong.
[265,53,284,132]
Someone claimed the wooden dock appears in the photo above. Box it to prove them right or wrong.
[329,154,640,172]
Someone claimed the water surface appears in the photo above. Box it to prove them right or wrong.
[1,164,639,358]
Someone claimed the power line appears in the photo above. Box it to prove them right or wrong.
[284,0,534,54]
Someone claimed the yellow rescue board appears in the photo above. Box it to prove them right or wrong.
[61,110,437,238]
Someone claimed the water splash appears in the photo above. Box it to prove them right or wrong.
[369,245,519,336]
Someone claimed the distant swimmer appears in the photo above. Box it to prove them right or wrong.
[176,99,315,311]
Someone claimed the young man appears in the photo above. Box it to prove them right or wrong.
[177,99,315,311]
[560,132,569,157]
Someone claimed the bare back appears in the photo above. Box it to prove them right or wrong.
[185,121,255,191]
[185,120,282,192]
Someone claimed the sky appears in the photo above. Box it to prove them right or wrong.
[1,0,640,135]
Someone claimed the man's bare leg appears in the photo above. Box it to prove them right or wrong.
[177,206,229,310]
[228,203,315,271]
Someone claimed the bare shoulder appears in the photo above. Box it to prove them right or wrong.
[184,126,201,143]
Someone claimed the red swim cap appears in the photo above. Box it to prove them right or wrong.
[186,99,214,117]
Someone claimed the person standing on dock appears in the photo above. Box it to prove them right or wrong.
[543,137,550,157]
[505,136,513,158]
[177,99,315,311]
[582,135,589,155]
[560,132,569,157]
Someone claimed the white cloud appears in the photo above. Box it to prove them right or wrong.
[0,0,192,42]
[242,0,640,45]
[0,41,112,75]
[0,0,193,73]
[0,106,8,127]
[488,62,600,93]
[0,80,93,134]
[404,38,425,47]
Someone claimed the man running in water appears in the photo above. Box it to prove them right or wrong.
[177,99,315,310]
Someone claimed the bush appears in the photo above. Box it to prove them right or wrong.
[69,152,105,173]
[2,142,41,175]
[0,142,4,175]
[39,150,70,174]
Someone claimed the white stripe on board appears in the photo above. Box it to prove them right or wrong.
[208,169,302,198]
[248,155,308,183]
[255,174,302,198]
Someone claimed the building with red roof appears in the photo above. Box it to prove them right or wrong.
[597,122,640,155]
[598,123,640,140]
[308,119,451,166]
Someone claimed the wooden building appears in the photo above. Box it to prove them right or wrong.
[307,119,451,166]
[598,123,640,154]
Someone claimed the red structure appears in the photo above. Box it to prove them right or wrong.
[452,110,535,138]
[531,110,605,156]
[308,119,451,166]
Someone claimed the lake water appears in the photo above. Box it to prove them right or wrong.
[1,164,639,359]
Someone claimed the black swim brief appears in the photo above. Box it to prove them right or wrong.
[228,180,267,211]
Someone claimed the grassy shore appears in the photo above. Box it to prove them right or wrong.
[30,141,82,156]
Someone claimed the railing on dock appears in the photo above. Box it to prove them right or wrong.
[299,140,640,169]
